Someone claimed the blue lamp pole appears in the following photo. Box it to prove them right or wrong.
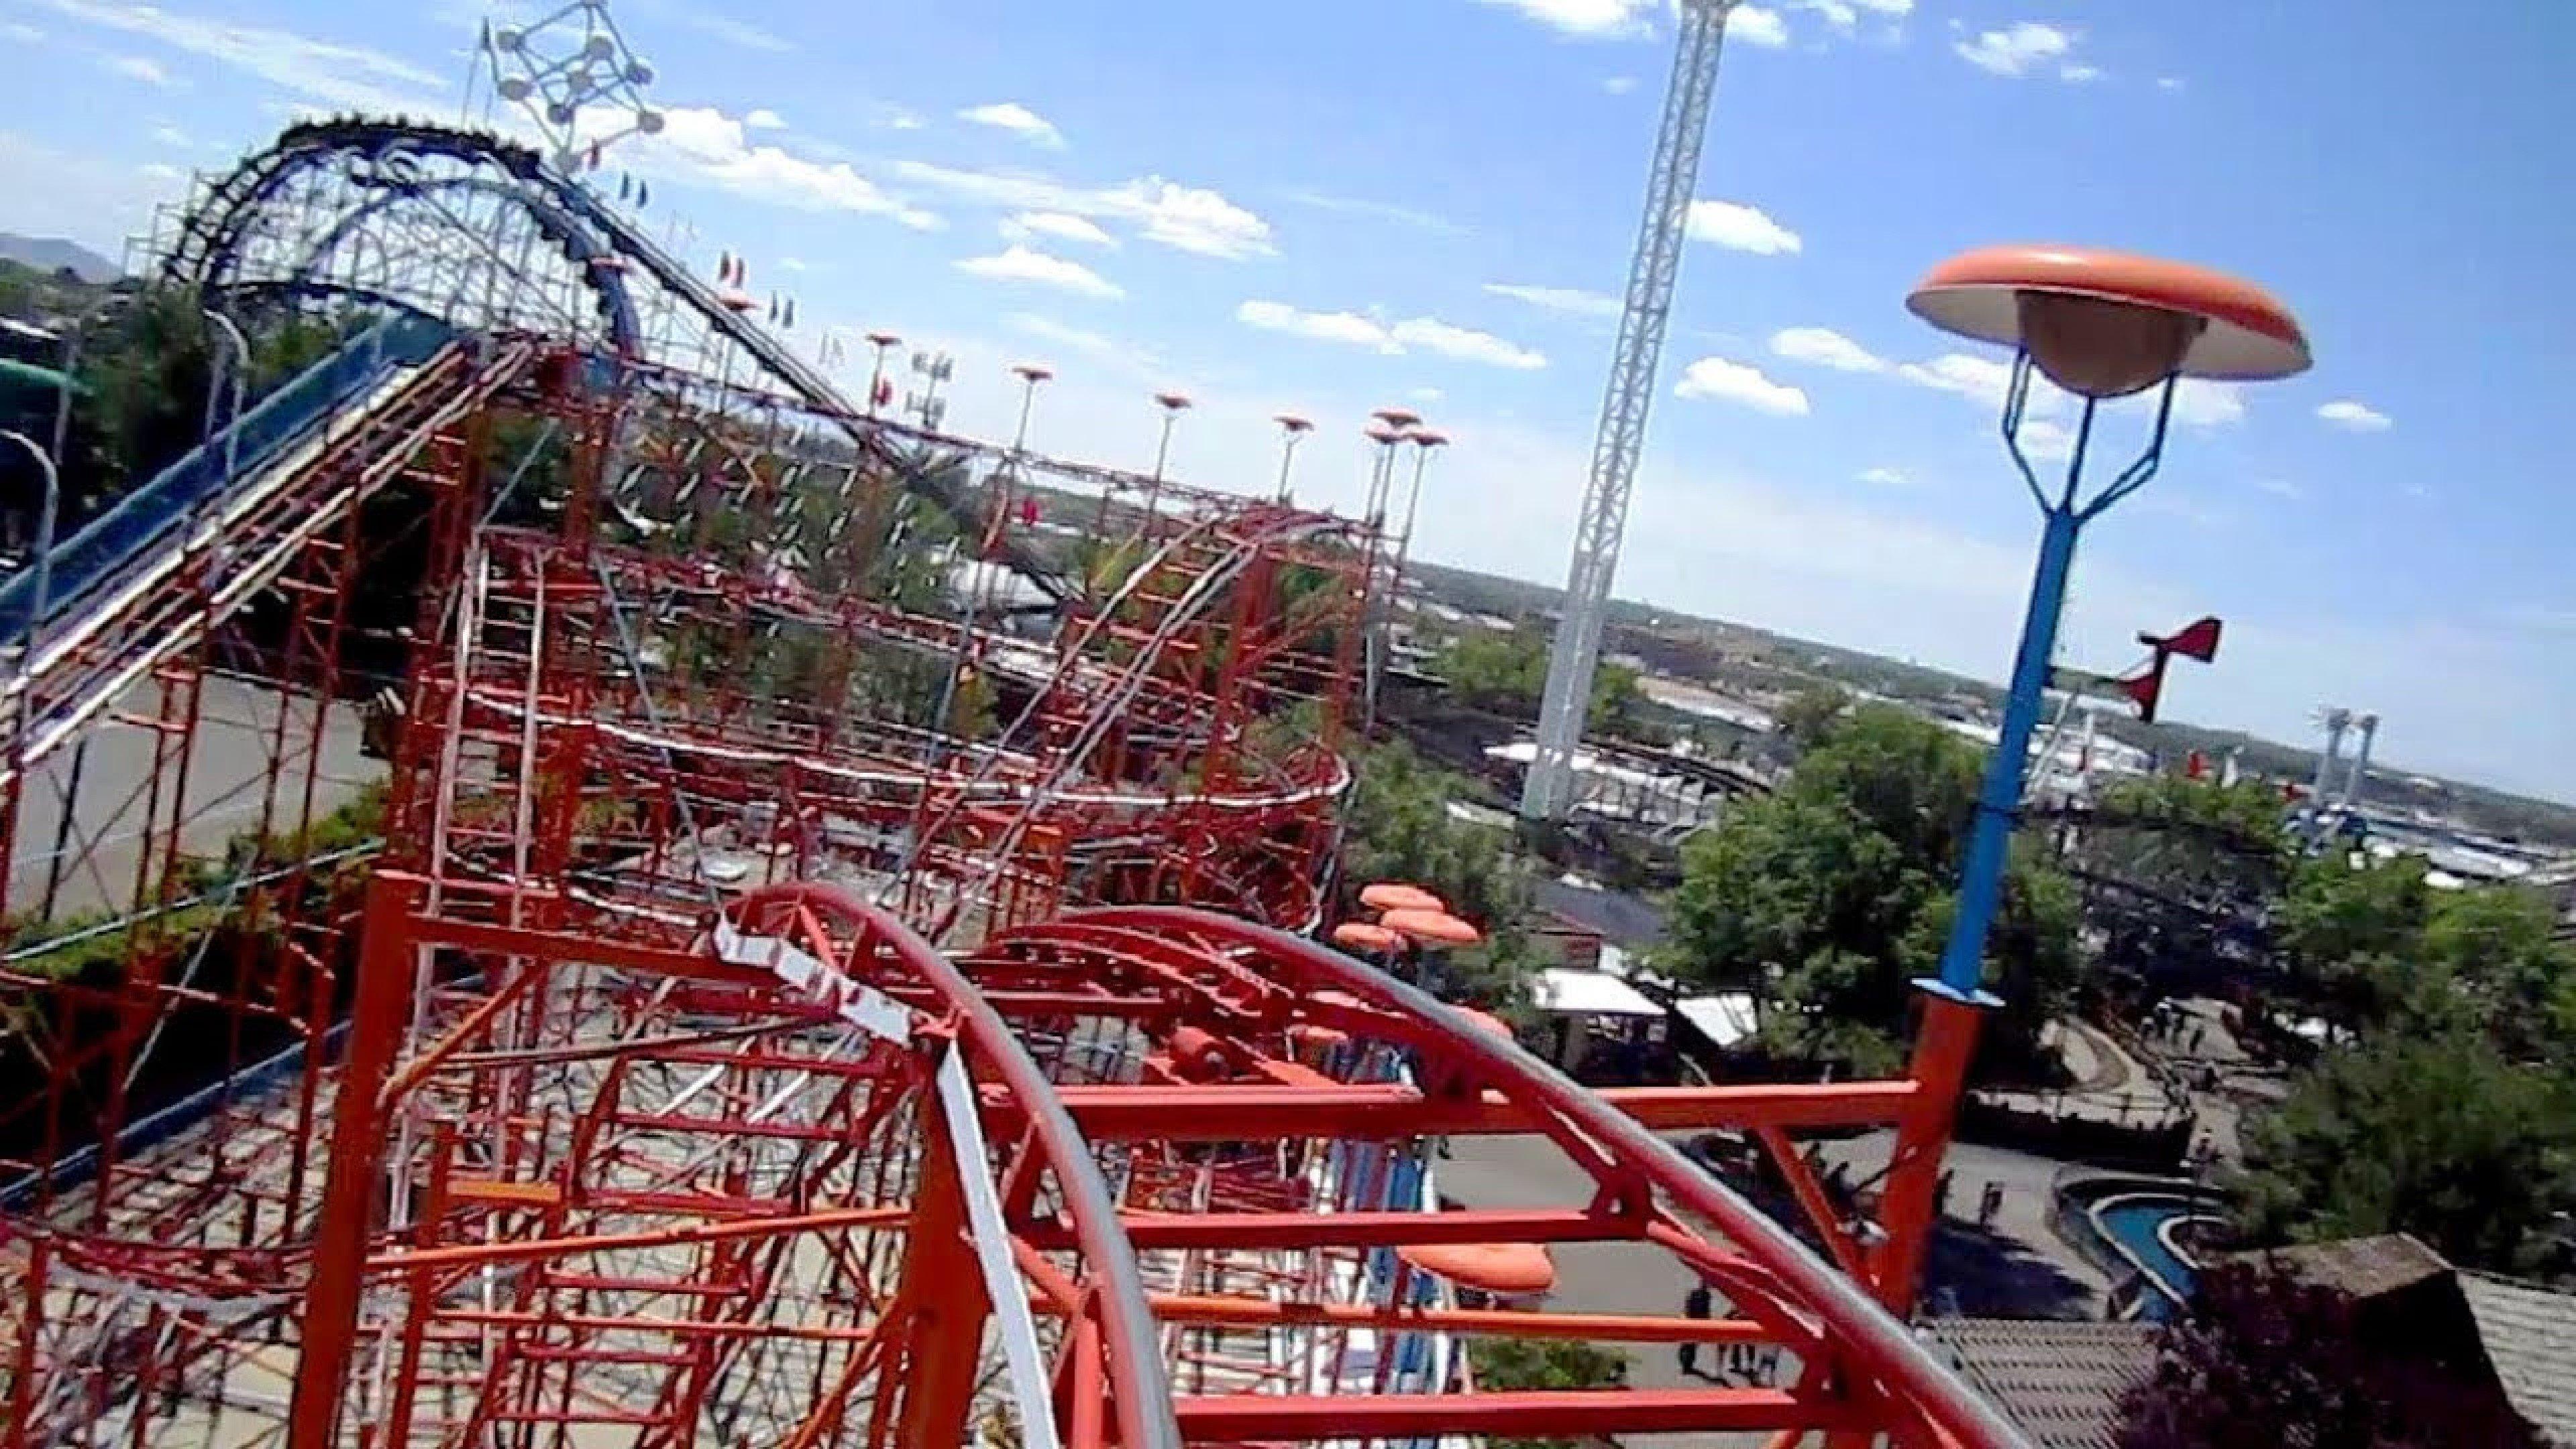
[1868,244,2310,1312]
[1927,356,2175,1003]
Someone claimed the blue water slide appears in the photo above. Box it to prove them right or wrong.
[0,313,453,641]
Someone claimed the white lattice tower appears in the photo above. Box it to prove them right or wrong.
[1523,0,1739,821]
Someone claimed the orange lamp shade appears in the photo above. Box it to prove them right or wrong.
[1379,908,1483,947]
[1360,882,1446,914]
[1907,244,2308,396]
[1331,921,1405,954]
[1289,1022,1350,1052]
[1397,1240,1556,1297]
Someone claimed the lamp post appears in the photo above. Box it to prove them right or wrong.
[863,332,902,418]
[1008,363,1053,455]
[1873,244,2309,1309]
[1,430,58,641]
[1392,429,1446,589]
[1271,414,1312,503]
[1144,391,1191,520]
[197,307,249,536]
[1356,416,1415,733]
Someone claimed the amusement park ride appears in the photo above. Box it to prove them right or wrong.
[0,6,2309,1448]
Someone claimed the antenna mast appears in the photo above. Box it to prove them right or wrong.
[1521,0,1739,821]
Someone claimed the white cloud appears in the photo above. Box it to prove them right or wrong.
[1894,352,2027,411]
[1104,177,1273,258]
[1002,211,1117,248]
[1953,21,2080,79]
[1731,6,1791,47]
[138,161,183,182]
[1238,301,1397,352]
[1006,312,1158,376]
[1470,0,1654,39]
[2015,417,2078,462]
[3,21,42,42]
[1485,282,1622,319]
[778,256,808,272]
[150,123,189,148]
[108,53,169,85]
[1603,75,1638,95]
[1852,0,1914,12]
[1391,317,1546,370]
[957,245,1123,300]
[2317,398,2393,433]
[890,162,1274,259]
[30,0,446,114]
[883,107,926,131]
[1860,466,1909,486]
[2253,477,2305,500]
[2157,76,2185,91]
[1675,357,1810,416]
[2059,63,2102,83]
[1236,303,1544,370]
[1411,386,1446,403]
[622,106,942,229]
[1282,188,1459,234]
[1685,199,1801,256]
[960,101,1067,150]
[1770,325,1886,374]
[2165,379,2246,429]
[663,6,792,52]
[743,108,788,130]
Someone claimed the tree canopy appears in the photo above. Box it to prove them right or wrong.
[2229,1026,2576,1277]
[1434,629,1644,736]
[1337,738,1544,1018]
[2118,1262,2550,1449]
[1662,703,2081,1077]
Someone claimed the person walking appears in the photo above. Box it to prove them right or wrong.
[1679,1281,1713,1377]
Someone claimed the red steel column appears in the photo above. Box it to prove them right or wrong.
[1868,994,1986,1313]
[284,874,420,1449]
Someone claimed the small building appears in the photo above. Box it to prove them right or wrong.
[1925,1318,2157,1449]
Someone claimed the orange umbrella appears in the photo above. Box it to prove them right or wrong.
[1360,881,1446,914]
[1379,908,1483,948]
[1397,1240,1556,1297]
[1331,921,1405,954]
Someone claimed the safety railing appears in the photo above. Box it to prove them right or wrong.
[0,312,452,640]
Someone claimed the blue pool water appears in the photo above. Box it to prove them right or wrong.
[2094,1194,2210,1320]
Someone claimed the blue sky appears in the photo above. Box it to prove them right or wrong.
[4,0,2573,800]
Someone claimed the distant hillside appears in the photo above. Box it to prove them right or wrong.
[1405,558,2576,846]
[0,235,118,284]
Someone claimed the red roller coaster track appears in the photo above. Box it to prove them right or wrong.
[0,118,2027,1449]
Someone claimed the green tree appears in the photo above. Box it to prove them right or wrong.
[2118,1262,2549,1449]
[1338,738,1543,1018]
[1466,1338,1628,1449]
[2277,853,2437,1034]
[1434,629,1645,735]
[1662,704,2082,1077]
[1774,684,1850,750]
[2229,1028,2576,1277]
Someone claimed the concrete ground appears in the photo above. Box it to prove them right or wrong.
[5,676,374,924]
[1437,1127,2107,1446]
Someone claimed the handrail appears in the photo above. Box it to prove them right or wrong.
[0,313,451,639]
[723,882,1181,1449]
[1063,905,2037,1449]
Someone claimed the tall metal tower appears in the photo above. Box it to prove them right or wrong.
[1521,0,1739,822]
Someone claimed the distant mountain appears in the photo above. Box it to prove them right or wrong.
[0,234,119,284]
